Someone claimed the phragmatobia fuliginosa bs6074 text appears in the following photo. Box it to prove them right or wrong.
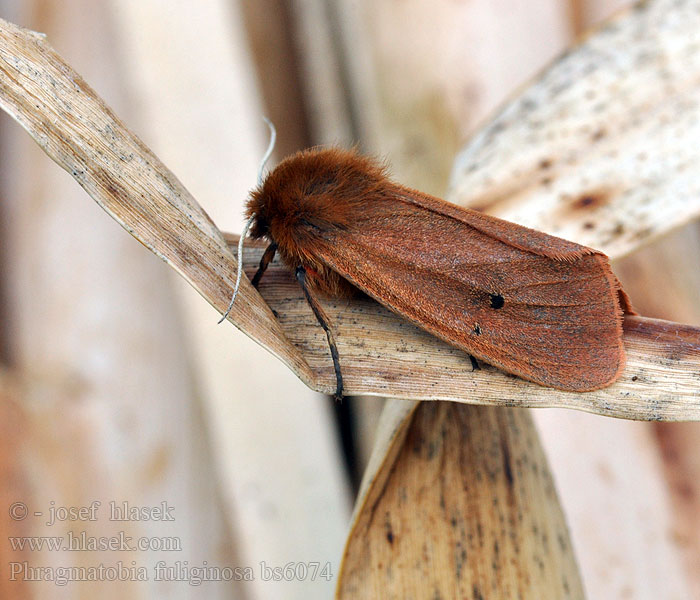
[232,147,633,397]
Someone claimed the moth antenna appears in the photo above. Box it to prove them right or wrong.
[218,215,255,324]
[258,117,277,186]
[218,118,277,324]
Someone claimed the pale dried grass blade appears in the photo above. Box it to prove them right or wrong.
[0,17,312,384]
[450,0,700,257]
[337,402,585,598]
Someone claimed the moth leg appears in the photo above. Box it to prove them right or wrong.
[295,266,344,401]
[251,242,278,288]
[469,355,481,371]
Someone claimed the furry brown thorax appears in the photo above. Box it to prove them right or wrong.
[246,147,390,296]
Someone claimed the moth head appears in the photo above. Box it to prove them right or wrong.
[246,146,389,244]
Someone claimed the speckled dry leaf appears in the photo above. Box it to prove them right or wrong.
[337,402,584,599]
[345,399,420,524]
[0,16,311,383]
[1,8,699,421]
[449,0,700,257]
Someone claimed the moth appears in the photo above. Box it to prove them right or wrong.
[225,147,632,398]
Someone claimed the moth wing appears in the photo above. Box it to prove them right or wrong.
[310,190,625,391]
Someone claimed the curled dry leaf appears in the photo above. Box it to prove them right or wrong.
[0,16,311,382]
[450,0,700,259]
[337,402,585,598]
[1,7,699,420]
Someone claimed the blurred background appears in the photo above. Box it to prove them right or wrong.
[1,0,699,598]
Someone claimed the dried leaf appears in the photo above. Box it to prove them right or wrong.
[450,0,700,259]
[338,402,585,598]
[0,16,311,383]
